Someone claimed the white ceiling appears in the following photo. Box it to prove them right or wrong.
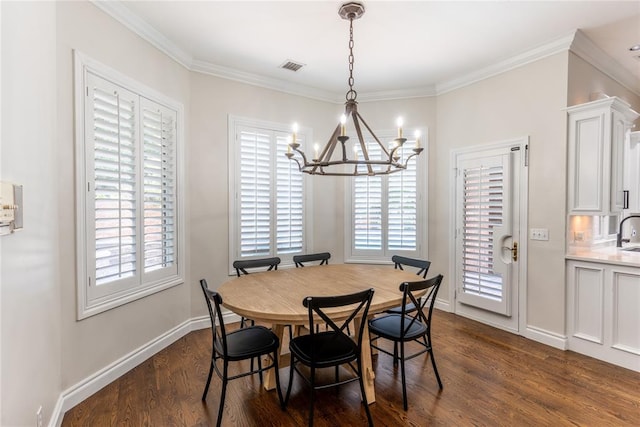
[111,1,640,100]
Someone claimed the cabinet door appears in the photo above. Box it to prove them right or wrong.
[625,131,640,213]
[610,110,627,212]
[567,109,609,214]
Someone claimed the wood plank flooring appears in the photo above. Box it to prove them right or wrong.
[62,311,640,426]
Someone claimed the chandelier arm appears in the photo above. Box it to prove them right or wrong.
[351,113,374,175]
[289,156,304,172]
[323,130,342,163]
[319,124,341,162]
[355,111,392,157]
[292,146,311,168]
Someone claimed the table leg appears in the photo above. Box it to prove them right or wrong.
[263,324,290,390]
[354,317,376,404]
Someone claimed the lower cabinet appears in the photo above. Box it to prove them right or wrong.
[566,260,640,371]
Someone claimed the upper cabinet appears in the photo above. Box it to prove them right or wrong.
[567,97,639,215]
[624,131,640,214]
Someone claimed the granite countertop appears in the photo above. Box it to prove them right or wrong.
[566,245,640,267]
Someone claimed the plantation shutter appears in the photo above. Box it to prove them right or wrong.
[87,73,139,288]
[141,99,177,277]
[388,141,418,250]
[276,133,304,253]
[352,135,420,256]
[354,141,383,250]
[238,128,272,257]
[456,150,512,315]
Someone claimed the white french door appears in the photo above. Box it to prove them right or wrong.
[453,140,527,332]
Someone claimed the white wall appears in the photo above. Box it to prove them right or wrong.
[436,53,570,336]
[56,0,191,391]
[188,71,340,315]
[1,2,61,425]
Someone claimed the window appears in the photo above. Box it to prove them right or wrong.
[229,116,310,270]
[345,130,427,263]
[75,52,184,319]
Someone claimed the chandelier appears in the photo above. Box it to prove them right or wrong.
[285,2,423,176]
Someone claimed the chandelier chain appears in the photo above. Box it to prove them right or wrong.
[346,17,357,101]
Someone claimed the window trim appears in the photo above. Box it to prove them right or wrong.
[227,115,313,274]
[344,127,428,264]
[74,50,185,319]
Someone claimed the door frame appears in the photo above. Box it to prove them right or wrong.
[448,137,529,334]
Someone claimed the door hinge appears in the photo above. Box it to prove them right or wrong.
[525,144,529,167]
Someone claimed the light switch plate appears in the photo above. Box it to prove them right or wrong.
[530,228,549,241]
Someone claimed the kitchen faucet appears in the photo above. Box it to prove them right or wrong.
[616,215,640,247]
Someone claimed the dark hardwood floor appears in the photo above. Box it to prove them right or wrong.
[62,311,640,426]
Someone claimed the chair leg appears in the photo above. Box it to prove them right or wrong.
[284,355,295,407]
[356,359,374,426]
[400,342,408,410]
[309,367,316,427]
[258,356,263,384]
[393,342,399,366]
[273,349,285,409]
[202,358,214,400]
[429,348,443,389]
[216,362,229,427]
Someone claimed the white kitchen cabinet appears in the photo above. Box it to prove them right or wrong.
[624,131,640,213]
[567,97,639,215]
[566,260,640,372]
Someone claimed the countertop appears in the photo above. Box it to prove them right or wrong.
[566,245,640,267]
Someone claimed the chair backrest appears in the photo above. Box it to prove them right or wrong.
[398,274,443,338]
[303,288,374,360]
[200,279,228,356]
[293,252,331,268]
[392,255,431,279]
[233,257,281,277]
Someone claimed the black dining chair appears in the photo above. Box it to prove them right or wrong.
[368,275,444,410]
[293,252,331,267]
[284,288,375,427]
[232,256,281,328]
[233,256,281,276]
[199,279,284,427]
[386,255,431,314]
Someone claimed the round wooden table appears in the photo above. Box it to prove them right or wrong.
[218,263,421,404]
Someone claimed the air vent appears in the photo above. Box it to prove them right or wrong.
[280,60,305,72]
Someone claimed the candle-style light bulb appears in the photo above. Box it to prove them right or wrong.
[292,122,299,145]
[396,117,404,138]
[314,143,320,160]
[287,135,292,154]
[414,130,421,148]
[340,114,347,136]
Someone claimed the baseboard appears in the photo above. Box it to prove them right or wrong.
[434,298,451,312]
[523,325,568,350]
[50,311,240,427]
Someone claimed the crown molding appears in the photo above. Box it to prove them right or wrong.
[570,29,640,96]
[190,59,342,104]
[93,2,638,102]
[91,0,193,69]
[436,32,575,95]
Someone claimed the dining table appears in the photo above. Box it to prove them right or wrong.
[217,263,421,404]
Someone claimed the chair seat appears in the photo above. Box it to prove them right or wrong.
[215,325,278,361]
[369,314,427,341]
[385,302,417,314]
[289,331,357,368]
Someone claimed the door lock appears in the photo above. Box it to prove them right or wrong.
[509,242,518,262]
[502,242,518,262]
